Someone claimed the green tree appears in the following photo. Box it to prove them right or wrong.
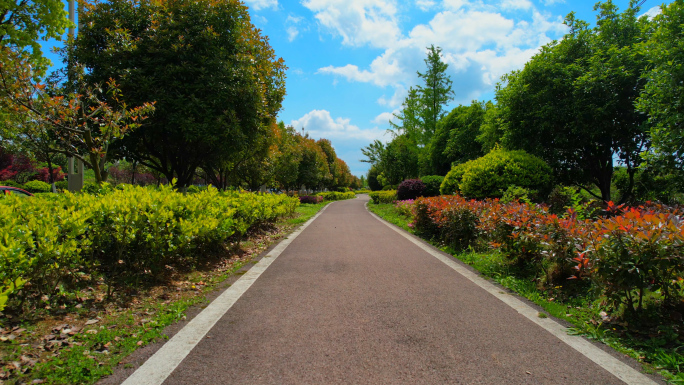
[72,0,286,188]
[273,123,301,192]
[367,165,382,191]
[476,102,506,153]
[361,140,385,166]
[389,87,423,144]
[636,0,684,174]
[380,135,420,185]
[428,101,487,175]
[497,1,650,202]
[316,138,337,189]
[0,0,71,68]
[296,134,329,190]
[416,45,454,145]
[0,49,154,184]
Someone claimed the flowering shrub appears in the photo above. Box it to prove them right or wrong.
[397,179,426,200]
[410,195,684,313]
[395,200,415,218]
[300,195,323,204]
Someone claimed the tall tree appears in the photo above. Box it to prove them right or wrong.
[296,135,329,190]
[0,0,71,68]
[389,87,422,144]
[428,101,487,175]
[72,0,286,188]
[497,1,650,202]
[0,48,154,184]
[636,0,684,174]
[416,45,454,145]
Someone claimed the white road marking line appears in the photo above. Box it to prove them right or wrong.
[366,204,659,385]
[121,204,331,385]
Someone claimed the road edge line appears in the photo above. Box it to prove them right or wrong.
[120,203,331,385]
[365,203,659,385]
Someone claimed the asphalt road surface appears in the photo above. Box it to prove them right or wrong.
[121,195,661,385]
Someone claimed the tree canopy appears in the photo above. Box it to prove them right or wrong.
[71,0,287,188]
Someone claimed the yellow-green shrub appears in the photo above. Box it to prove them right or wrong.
[0,186,299,311]
[316,191,355,201]
[441,149,552,198]
[369,190,397,204]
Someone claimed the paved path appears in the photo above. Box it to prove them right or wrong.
[121,196,660,385]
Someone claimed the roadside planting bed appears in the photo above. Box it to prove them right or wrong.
[369,196,684,383]
[0,185,307,384]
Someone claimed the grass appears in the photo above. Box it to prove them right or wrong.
[368,201,684,384]
[366,202,412,232]
[0,202,328,385]
[288,201,330,225]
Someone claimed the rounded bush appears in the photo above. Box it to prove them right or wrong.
[440,164,466,195]
[397,179,426,200]
[420,175,444,197]
[23,180,51,193]
[0,180,23,188]
[441,149,552,199]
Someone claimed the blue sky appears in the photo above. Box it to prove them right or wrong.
[45,0,665,178]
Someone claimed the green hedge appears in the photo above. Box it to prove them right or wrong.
[440,148,552,198]
[23,180,51,193]
[316,191,355,201]
[369,190,397,204]
[420,175,444,197]
[0,185,299,312]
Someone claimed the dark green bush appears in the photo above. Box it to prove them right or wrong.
[397,179,425,200]
[23,180,51,193]
[441,148,552,199]
[613,167,683,204]
[0,180,22,188]
[55,181,68,191]
[421,175,444,197]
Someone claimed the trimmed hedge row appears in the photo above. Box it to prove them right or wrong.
[0,185,299,312]
[412,195,684,314]
[316,191,355,201]
[369,190,397,204]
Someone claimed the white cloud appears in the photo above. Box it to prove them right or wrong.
[372,110,399,125]
[301,0,401,48]
[416,0,436,11]
[500,0,533,11]
[290,110,388,142]
[443,0,467,11]
[243,0,278,11]
[540,0,564,4]
[314,3,567,103]
[642,5,662,19]
[285,15,305,42]
[287,27,299,41]
[377,86,406,108]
